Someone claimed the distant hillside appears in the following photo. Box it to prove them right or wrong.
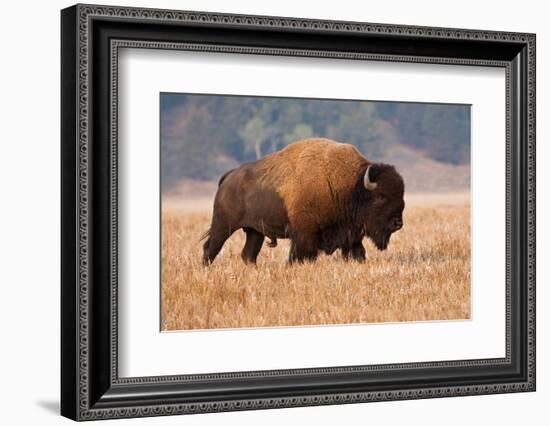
[163,144,469,208]
[161,93,470,190]
[381,144,469,193]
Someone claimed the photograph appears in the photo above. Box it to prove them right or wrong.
[160,93,472,331]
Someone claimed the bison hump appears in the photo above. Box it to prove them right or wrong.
[259,139,368,226]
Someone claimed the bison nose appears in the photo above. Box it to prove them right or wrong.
[394,218,403,230]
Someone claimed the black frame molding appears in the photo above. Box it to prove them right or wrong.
[61,4,536,421]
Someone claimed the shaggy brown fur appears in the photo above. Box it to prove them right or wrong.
[202,138,405,265]
[259,139,369,246]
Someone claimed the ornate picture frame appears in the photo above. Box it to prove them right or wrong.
[61,3,535,421]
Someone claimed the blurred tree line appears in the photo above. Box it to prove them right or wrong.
[161,94,470,188]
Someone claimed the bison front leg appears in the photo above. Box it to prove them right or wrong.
[288,235,319,264]
[241,228,264,265]
[341,245,351,261]
[351,241,366,262]
[341,241,366,262]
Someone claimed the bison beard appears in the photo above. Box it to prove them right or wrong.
[201,138,405,265]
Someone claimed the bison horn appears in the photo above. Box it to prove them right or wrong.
[364,166,377,191]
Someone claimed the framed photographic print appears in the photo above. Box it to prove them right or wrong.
[61,3,536,421]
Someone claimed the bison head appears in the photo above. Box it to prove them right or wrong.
[361,164,405,250]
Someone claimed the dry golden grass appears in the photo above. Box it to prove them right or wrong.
[161,193,471,331]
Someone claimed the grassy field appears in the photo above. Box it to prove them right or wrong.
[161,192,471,331]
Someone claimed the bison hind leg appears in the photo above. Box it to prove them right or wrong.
[202,235,223,266]
[202,224,235,266]
[241,228,265,265]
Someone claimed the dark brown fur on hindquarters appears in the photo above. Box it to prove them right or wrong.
[201,138,405,265]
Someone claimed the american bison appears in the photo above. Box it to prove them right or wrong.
[202,138,404,265]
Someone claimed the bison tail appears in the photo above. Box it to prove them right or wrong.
[199,228,211,242]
